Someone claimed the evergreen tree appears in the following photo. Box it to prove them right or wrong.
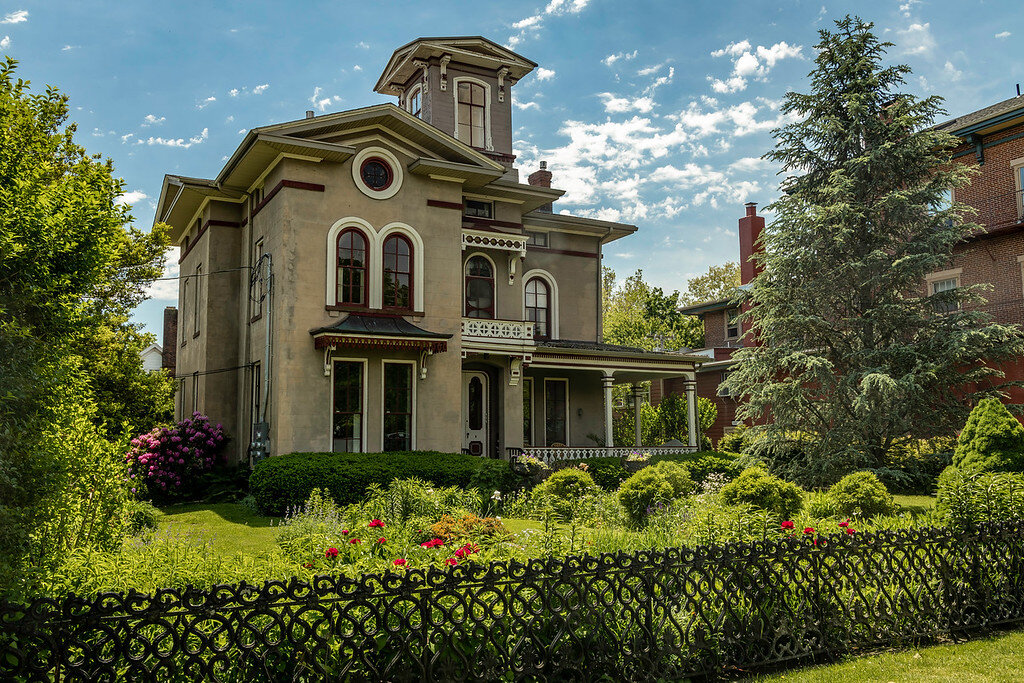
[953,398,1024,473]
[724,18,1024,484]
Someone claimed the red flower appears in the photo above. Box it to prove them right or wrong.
[342,529,350,535]
[393,558,407,567]
[368,519,385,528]
[302,562,314,569]
[838,520,850,528]
[803,527,815,535]
[446,558,458,566]
[454,543,477,559]
[846,528,856,535]
[325,547,339,559]
[349,538,361,545]
[781,521,795,530]
[377,537,387,545]
[420,538,444,549]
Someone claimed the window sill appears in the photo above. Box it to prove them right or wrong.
[325,305,425,317]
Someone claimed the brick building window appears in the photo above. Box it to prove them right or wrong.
[725,308,740,339]
[931,277,959,313]
[1014,162,1024,219]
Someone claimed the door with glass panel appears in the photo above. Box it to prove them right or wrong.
[332,360,363,452]
[462,371,489,456]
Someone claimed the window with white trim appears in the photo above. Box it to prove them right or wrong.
[408,86,422,118]
[457,81,486,148]
[526,231,548,247]
[465,255,495,319]
[1015,162,1024,219]
[931,276,959,313]
[192,265,202,337]
[725,308,740,340]
[383,362,414,452]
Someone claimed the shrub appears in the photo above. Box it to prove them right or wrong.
[827,471,896,518]
[430,514,510,547]
[651,461,695,498]
[250,451,488,515]
[953,398,1024,473]
[720,467,803,518]
[936,465,1024,531]
[717,425,750,454]
[534,468,599,521]
[468,459,522,497]
[126,413,228,502]
[617,469,674,526]
[364,478,479,523]
[126,500,162,535]
[572,457,628,490]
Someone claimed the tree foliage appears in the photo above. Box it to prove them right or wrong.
[602,268,701,351]
[682,262,740,305]
[0,58,168,592]
[953,398,1024,473]
[724,18,1024,484]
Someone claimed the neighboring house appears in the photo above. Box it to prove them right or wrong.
[139,343,164,373]
[153,36,705,464]
[661,92,1024,445]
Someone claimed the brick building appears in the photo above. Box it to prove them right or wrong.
[657,93,1024,446]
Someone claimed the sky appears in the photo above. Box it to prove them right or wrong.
[1,0,1021,341]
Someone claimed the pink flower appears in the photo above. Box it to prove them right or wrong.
[325,547,339,559]
[392,558,407,567]
[838,520,850,528]
[803,527,815,535]
[369,519,385,529]
[846,528,856,535]
[349,538,361,545]
[377,537,387,545]
[341,529,350,535]
[446,558,458,567]
[781,521,795,530]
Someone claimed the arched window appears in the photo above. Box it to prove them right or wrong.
[336,228,368,306]
[382,234,413,310]
[465,255,494,319]
[525,277,550,339]
[408,86,422,118]
[457,82,486,148]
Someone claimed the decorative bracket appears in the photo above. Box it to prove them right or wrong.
[396,86,405,108]
[497,66,509,102]
[419,348,433,380]
[508,255,517,285]
[323,346,332,377]
[439,55,451,92]
[509,356,523,386]
[413,59,429,94]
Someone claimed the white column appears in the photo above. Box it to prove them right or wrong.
[684,379,698,449]
[632,384,643,447]
[602,372,615,448]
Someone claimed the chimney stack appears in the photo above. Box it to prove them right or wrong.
[305,110,315,119]
[738,202,764,286]
[162,307,178,377]
[528,161,553,213]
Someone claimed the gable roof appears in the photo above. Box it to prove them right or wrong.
[934,94,1024,137]
[375,36,537,96]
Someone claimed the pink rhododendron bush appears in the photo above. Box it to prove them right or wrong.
[126,412,228,501]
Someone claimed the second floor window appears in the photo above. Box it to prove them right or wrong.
[457,82,486,148]
[382,234,413,310]
[526,231,548,247]
[525,277,550,339]
[336,229,368,306]
[408,88,421,118]
[464,199,492,218]
[465,255,494,319]
[931,277,959,313]
[725,308,740,339]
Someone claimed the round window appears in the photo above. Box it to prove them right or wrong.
[360,158,393,191]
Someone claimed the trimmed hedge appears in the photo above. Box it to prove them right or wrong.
[552,451,739,491]
[250,451,512,515]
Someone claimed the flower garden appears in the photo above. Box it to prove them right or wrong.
[2,400,1024,680]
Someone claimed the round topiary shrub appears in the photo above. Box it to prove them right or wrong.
[617,469,674,526]
[535,467,597,500]
[651,460,695,498]
[953,398,1024,473]
[126,413,228,502]
[720,466,803,518]
[827,471,895,517]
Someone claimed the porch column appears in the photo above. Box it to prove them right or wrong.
[684,379,698,449]
[602,371,615,448]
[632,384,643,447]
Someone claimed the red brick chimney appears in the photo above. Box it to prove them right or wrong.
[528,161,553,213]
[162,306,178,377]
[738,202,764,285]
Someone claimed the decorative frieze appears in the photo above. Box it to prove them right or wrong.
[461,229,528,258]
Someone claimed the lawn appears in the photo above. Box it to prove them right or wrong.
[893,494,937,514]
[753,628,1024,682]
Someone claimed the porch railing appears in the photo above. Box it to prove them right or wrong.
[461,318,535,343]
[520,445,699,464]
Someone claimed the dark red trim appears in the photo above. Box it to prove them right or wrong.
[526,246,600,259]
[314,335,448,353]
[178,219,241,263]
[382,233,414,312]
[335,227,370,307]
[240,217,248,228]
[252,179,325,218]
[427,199,464,210]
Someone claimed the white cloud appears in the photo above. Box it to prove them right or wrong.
[708,40,802,93]
[995,31,1011,39]
[0,36,8,49]
[352,65,363,72]
[729,156,770,173]
[238,128,247,134]
[513,99,540,111]
[146,247,180,301]
[603,50,638,67]
[615,252,635,259]
[1,10,28,24]
[115,190,148,206]
[599,93,655,114]
[536,67,556,81]
[61,44,79,51]
[544,0,590,13]
[138,128,209,149]
[507,0,591,49]
[252,83,269,94]
[229,88,240,97]
[513,15,542,29]
[309,86,341,112]
[897,22,935,55]
[638,62,670,77]
[899,0,921,17]
[121,133,134,143]
[197,96,216,109]
[226,115,234,122]
[355,41,370,49]
[943,60,962,82]
[142,114,165,126]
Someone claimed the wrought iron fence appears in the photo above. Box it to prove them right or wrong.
[3,521,1024,681]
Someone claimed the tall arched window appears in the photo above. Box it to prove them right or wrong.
[336,228,368,306]
[408,86,422,118]
[457,82,486,148]
[525,277,550,339]
[465,255,494,319]
[382,234,413,310]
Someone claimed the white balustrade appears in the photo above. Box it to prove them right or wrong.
[461,318,535,342]
[522,446,699,464]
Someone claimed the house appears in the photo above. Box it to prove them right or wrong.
[153,36,706,464]
[139,343,164,373]
[661,92,1024,445]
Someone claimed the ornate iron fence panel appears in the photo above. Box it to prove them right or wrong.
[3,522,1024,681]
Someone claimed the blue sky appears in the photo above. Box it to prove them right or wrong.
[1,0,1020,341]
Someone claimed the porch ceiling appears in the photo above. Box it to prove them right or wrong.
[527,340,705,382]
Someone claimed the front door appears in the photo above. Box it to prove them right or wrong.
[462,371,489,457]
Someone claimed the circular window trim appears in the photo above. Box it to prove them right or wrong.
[352,147,403,200]
[359,157,393,192]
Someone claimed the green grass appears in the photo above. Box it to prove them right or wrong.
[893,494,937,515]
[157,503,280,556]
[752,628,1024,682]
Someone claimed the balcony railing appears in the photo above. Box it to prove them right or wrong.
[461,318,535,343]
[516,445,699,464]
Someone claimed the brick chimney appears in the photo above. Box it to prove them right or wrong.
[528,161,553,213]
[738,202,764,286]
[162,306,178,377]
